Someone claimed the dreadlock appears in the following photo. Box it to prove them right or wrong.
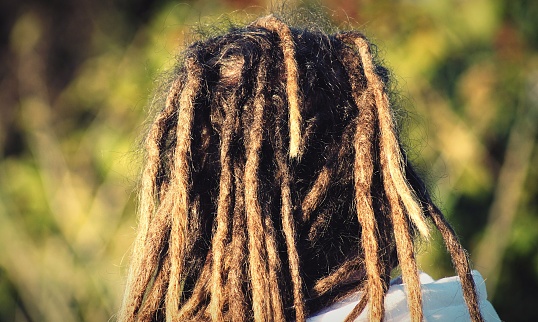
[119,14,485,322]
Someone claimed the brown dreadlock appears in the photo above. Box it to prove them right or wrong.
[119,14,484,322]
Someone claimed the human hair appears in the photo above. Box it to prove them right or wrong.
[119,14,484,322]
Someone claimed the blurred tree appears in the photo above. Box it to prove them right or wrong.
[0,0,536,321]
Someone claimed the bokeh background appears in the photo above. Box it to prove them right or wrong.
[0,0,536,321]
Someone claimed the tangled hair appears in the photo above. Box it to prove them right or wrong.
[119,15,484,322]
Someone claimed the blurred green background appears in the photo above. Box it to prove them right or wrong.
[0,0,536,321]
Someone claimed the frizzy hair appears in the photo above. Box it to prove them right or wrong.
[119,14,484,322]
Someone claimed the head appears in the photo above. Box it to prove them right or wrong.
[120,14,484,322]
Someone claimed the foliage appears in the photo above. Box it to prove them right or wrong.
[0,0,536,321]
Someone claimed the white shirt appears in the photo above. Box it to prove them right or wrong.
[307,270,501,321]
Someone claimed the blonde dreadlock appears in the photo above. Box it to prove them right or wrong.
[119,15,485,322]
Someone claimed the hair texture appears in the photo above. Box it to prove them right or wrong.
[119,14,484,322]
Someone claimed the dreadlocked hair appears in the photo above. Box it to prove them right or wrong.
[119,14,485,322]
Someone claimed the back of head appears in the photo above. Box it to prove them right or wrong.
[119,14,484,322]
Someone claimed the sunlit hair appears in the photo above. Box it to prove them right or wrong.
[119,14,484,322]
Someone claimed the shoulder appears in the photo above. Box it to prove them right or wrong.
[307,271,501,322]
